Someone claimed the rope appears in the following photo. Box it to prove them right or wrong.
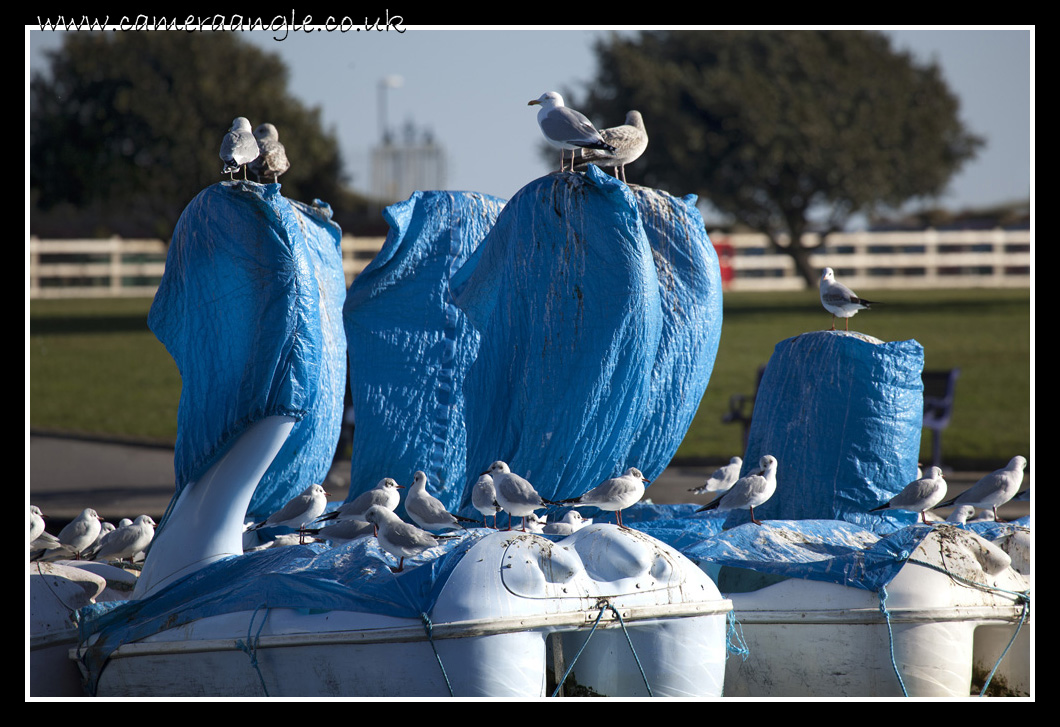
[550,601,653,697]
[421,613,455,696]
[977,594,1030,697]
[725,610,750,661]
[877,585,909,697]
[234,605,271,697]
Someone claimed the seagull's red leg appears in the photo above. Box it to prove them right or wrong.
[750,507,762,525]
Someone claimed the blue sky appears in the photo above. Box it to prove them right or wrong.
[27,26,1033,225]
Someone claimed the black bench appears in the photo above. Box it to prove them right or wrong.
[721,366,960,469]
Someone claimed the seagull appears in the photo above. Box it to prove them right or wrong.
[364,505,442,573]
[528,92,616,173]
[936,456,1027,523]
[559,467,650,529]
[524,513,548,533]
[58,508,104,559]
[483,461,557,532]
[572,110,648,182]
[219,117,259,180]
[405,470,478,533]
[689,456,744,497]
[30,505,45,543]
[869,466,947,524]
[543,510,591,536]
[249,123,290,183]
[819,267,881,331]
[314,478,403,534]
[696,455,778,526]
[305,518,375,546]
[247,484,330,544]
[471,473,502,529]
[92,515,156,563]
[945,504,996,524]
[246,533,324,552]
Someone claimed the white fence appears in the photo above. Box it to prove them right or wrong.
[715,228,1031,292]
[28,228,1030,299]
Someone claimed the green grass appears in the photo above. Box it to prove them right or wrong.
[29,288,1031,468]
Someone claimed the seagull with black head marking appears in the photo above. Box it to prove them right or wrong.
[819,267,881,331]
[529,91,616,173]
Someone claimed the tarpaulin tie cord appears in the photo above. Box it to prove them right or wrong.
[725,610,750,661]
[235,605,271,697]
[550,601,653,698]
[877,586,909,697]
[421,612,455,697]
[977,595,1030,697]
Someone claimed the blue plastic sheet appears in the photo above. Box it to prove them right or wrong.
[148,182,347,522]
[736,331,924,527]
[342,168,722,517]
[343,190,506,516]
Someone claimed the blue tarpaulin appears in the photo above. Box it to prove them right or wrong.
[343,167,722,517]
[148,182,347,523]
[733,331,925,528]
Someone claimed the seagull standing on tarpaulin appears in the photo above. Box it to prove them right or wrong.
[471,473,503,529]
[935,455,1027,522]
[364,505,441,573]
[313,477,403,535]
[819,267,881,331]
[559,467,650,529]
[696,455,778,526]
[405,470,478,533]
[529,92,616,173]
[247,484,330,544]
[572,110,648,182]
[219,117,259,181]
[249,123,290,183]
[869,466,947,524]
[483,461,557,532]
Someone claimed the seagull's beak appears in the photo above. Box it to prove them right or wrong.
[528,99,540,106]
[396,485,406,489]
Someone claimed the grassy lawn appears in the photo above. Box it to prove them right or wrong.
[29,287,1031,469]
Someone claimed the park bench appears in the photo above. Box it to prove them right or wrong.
[722,366,960,468]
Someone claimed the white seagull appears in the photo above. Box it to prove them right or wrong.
[936,456,1027,522]
[405,470,477,533]
[945,504,996,524]
[542,510,591,536]
[559,467,650,529]
[819,267,881,331]
[219,117,259,180]
[696,455,778,526]
[314,478,403,533]
[471,473,502,529]
[572,110,648,182]
[305,518,375,546]
[528,92,616,173]
[30,505,45,543]
[364,505,442,573]
[869,466,947,524]
[247,484,330,543]
[58,508,104,559]
[484,461,557,532]
[249,122,290,183]
[92,515,156,563]
[689,456,744,497]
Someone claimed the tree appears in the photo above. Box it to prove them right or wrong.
[573,30,984,284]
[30,33,352,239]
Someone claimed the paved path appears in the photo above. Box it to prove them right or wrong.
[29,434,1029,526]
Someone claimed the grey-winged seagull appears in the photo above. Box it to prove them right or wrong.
[247,484,330,544]
[249,122,290,183]
[483,461,556,532]
[219,117,259,180]
[936,456,1027,522]
[819,267,881,331]
[572,110,648,182]
[870,466,947,524]
[529,92,616,173]
[696,455,778,525]
[364,505,441,573]
[559,467,650,529]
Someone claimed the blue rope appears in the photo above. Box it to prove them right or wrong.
[550,602,653,697]
[421,612,455,696]
[878,585,909,697]
[234,605,270,697]
[725,610,750,661]
[977,593,1030,697]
